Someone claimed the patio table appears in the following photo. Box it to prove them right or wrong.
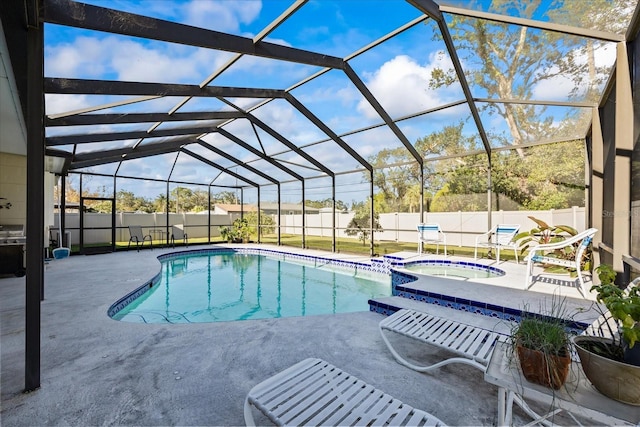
[148,228,167,247]
[484,341,638,426]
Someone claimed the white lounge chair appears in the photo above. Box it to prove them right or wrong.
[170,224,188,247]
[244,357,447,427]
[474,224,520,263]
[525,228,598,298]
[379,308,558,423]
[127,225,152,251]
[417,223,447,256]
[379,308,504,372]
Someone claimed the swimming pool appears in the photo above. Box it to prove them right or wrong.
[110,251,391,323]
[402,260,504,279]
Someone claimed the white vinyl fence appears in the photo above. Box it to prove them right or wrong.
[281,207,586,247]
[55,207,585,248]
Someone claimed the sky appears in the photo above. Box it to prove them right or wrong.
[44,0,627,204]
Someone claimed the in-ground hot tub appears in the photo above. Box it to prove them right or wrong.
[401,259,505,280]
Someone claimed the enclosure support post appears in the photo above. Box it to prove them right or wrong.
[610,41,633,277]
[277,185,282,245]
[301,181,305,248]
[207,185,211,243]
[25,0,44,392]
[487,160,492,232]
[420,167,424,223]
[332,176,336,253]
[112,175,116,251]
[590,107,603,271]
[257,187,261,244]
[370,170,375,257]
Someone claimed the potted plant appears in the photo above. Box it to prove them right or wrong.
[572,264,640,405]
[510,301,572,390]
[219,226,235,243]
[232,218,250,243]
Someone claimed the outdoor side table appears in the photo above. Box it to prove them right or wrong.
[484,341,639,426]
[149,228,167,247]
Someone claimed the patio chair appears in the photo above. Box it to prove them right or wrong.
[474,224,521,263]
[417,223,447,256]
[170,224,188,247]
[244,357,447,426]
[127,225,152,251]
[524,227,598,298]
[49,228,59,248]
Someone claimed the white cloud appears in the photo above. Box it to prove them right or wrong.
[45,94,91,116]
[184,0,262,32]
[46,34,234,84]
[356,53,458,119]
[531,42,617,101]
[531,72,575,100]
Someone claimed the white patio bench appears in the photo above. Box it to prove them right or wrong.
[244,357,447,426]
[379,308,505,372]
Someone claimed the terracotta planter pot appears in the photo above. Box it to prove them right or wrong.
[516,344,570,390]
[573,336,640,406]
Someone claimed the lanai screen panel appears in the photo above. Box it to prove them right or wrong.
[266,0,424,58]
[115,177,166,212]
[488,141,586,211]
[396,106,485,157]
[441,0,635,35]
[439,10,620,107]
[45,10,242,84]
[180,143,273,187]
[117,152,179,181]
[289,69,382,136]
[302,141,366,173]
[250,98,328,148]
[475,102,591,148]
[340,126,413,163]
[209,54,324,90]
[346,21,466,122]
[77,173,114,199]
[425,155,489,212]
[72,163,118,177]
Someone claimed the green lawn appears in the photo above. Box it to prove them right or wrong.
[67,233,515,261]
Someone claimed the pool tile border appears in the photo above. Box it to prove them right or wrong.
[369,268,590,334]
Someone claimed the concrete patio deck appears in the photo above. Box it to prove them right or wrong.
[0,244,600,426]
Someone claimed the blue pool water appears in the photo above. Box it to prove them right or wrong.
[403,260,504,279]
[111,252,391,323]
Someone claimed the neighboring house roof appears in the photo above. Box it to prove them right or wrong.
[214,204,257,213]
[259,202,319,213]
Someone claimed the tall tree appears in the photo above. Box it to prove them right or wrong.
[213,191,239,204]
[429,0,630,149]
[345,199,383,245]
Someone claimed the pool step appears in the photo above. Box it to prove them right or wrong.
[369,270,599,330]
[369,295,513,335]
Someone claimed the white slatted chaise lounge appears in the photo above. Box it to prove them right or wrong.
[379,308,563,424]
[524,228,598,298]
[244,358,447,427]
[379,308,504,372]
